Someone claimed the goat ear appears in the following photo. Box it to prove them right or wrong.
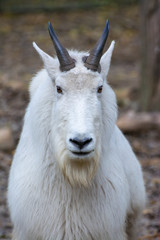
[33,42,57,78]
[100,41,115,80]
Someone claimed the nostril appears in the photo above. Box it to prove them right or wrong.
[69,137,93,150]
[84,138,92,145]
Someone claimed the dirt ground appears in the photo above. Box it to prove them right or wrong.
[0,5,160,240]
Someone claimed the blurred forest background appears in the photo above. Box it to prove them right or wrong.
[0,0,160,239]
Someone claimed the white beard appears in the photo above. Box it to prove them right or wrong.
[60,153,100,187]
[52,128,101,187]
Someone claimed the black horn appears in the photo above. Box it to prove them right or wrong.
[84,20,109,72]
[48,22,75,72]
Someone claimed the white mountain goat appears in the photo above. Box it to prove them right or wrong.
[8,20,146,240]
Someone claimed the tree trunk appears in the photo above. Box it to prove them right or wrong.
[140,0,160,111]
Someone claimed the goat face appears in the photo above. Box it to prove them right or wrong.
[33,21,115,187]
[51,71,103,186]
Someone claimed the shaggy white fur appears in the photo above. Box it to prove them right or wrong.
[8,41,146,240]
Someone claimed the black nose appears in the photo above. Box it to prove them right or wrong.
[69,137,93,150]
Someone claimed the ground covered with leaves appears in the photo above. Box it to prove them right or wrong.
[0,5,160,240]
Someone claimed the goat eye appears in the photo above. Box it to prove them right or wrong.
[97,86,103,93]
[56,86,63,94]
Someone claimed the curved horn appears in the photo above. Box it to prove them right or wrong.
[84,20,109,72]
[48,22,75,72]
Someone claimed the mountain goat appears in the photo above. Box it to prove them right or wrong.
[8,20,146,240]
